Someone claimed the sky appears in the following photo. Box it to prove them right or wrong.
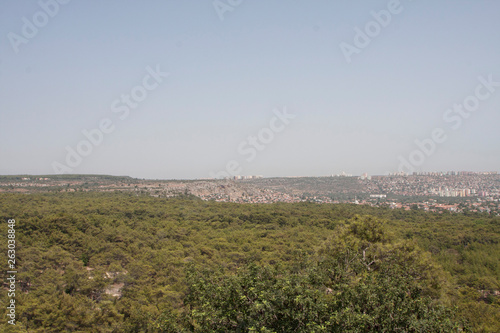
[1,0,499,179]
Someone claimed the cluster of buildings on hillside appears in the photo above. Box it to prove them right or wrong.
[430,188,489,197]
[364,173,499,199]
[200,189,300,204]
[1,172,499,215]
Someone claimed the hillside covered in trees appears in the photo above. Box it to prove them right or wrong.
[1,192,499,332]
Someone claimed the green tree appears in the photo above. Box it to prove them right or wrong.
[184,215,466,332]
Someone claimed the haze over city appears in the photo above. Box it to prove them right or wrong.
[1,1,499,179]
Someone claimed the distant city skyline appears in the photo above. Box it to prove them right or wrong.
[2,170,498,181]
[2,173,498,214]
[1,1,499,179]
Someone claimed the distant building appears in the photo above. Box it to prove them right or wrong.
[370,194,386,198]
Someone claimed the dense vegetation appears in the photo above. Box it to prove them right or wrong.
[1,192,499,332]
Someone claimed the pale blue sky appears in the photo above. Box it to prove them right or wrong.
[1,0,499,179]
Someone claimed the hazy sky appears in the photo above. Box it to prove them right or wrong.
[1,0,499,179]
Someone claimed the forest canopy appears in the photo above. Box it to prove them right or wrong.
[0,192,499,332]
